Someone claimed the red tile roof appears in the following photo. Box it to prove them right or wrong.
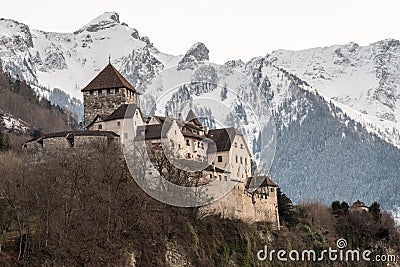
[81,63,139,93]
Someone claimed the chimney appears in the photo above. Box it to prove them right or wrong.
[204,126,209,135]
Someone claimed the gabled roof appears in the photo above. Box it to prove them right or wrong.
[246,176,278,189]
[81,63,139,93]
[134,120,174,141]
[185,109,202,127]
[104,104,141,121]
[26,130,119,143]
[207,127,245,152]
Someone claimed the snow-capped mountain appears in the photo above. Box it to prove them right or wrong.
[0,12,399,219]
[268,41,400,147]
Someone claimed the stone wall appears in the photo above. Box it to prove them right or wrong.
[201,182,280,228]
[83,87,139,126]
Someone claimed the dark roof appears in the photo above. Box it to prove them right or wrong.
[185,109,202,127]
[134,122,173,141]
[81,63,139,93]
[246,176,278,188]
[204,165,230,173]
[351,200,368,208]
[207,127,243,152]
[26,130,119,143]
[104,104,141,121]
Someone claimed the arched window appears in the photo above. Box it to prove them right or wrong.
[98,124,102,130]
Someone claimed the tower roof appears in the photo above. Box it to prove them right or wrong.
[185,109,202,127]
[81,63,140,93]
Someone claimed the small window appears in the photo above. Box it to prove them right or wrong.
[90,91,94,96]
[240,144,244,149]
[148,172,152,175]
[98,90,102,96]
[270,188,275,193]
[187,153,191,159]
[117,121,120,127]
[186,139,190,146]
[198,142,201,148]
[209,174,212,179]
[235,155,238,163]
[224,176,228,181]
[219,175,221,181]
[98,124,102,130]
[240,157,243,164]
[178,144,181,149]
[245,158,247,165]
[107,89,111,95]
[234,142,237,148]
[201,143,204,149]
[218,155,223,162]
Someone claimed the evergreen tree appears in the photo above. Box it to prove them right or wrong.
[277,188,298,227]
[0,130,10,151]
[369,202,381,222]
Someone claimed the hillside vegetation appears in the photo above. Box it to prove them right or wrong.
[0,145,398,266]
[0,68,77,142]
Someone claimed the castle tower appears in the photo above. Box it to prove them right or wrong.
[81,63,140,126]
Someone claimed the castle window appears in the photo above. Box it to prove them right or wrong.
[90,91,94,96]
[98,124,102,130]
[270,188,275,193]
[66,134,74,148]
[178,144,181,149]
[240,157,243,164]
[240,144,244,149]
[115,88,119,94]
[186,139,190,146]
[198,142,200,148]
[210,174,212,179]
[218,155,223,162]
[224,176,228,181]
[235,155,238,163]
[187,153,191,159]
[117,121,120,127]
[234,142,237,148]
[219,175,221,181]
[201,143,204,149]
[107,89,111,95]
[245,158,247,165]
[98,90,103,96]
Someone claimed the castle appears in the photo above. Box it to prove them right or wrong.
[24,63,280,228]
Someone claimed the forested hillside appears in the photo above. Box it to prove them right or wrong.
[0,146,398,266]
[0,67,78,145]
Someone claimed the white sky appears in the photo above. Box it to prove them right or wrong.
[2,0,400,64]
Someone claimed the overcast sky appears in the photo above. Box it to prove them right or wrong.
[2,0,400,63]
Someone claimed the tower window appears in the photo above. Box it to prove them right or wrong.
[107,89,111,95]
[240,144,244,149]
[90,91,94,96]
[240,157,243,164]
[117,121,120,127]
[218,155,223,162]
[234,142,237,148]
[115,88,119,94]
[186,139,190,146]
[235,155,238,163]
[98,90,102,96]
[98,124,102,130]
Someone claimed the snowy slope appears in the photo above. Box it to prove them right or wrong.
[268,41,400,146]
